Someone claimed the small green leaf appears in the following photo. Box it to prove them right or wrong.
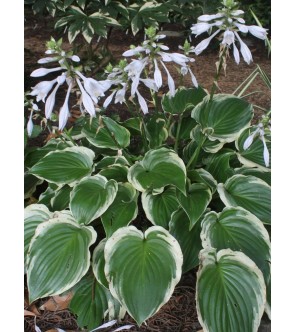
[70,174,118,225]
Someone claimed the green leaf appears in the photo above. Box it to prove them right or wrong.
[24,173,43,199]
[30,146,95,185]
[96,156,129,169]
[236,126,271,170]
[51,185,72,211]
[176,183,211,230]
[169,208,202,273]
[170,116,198,140]
[99,164,128,182]
[234,167,271,186]
[70,174,118,225]
[27,217,96,302]
[101,183,138,238]
[38,186,55,209]
[24,204,53,270]
[128,147,186,194]
[196,248,266,332]
[187,169,217,193]
[82,117,130,150]
[145,115,168,149]
[142,186,179,229]
[104,226,183,325]
[92,239,109,289]
[69,275,121,330]
[191,94,253,143]
[201,207,271,316]
[204,149,236,183]
[217,175,271,224]
[190,125,224,153]
[162,87,206,115]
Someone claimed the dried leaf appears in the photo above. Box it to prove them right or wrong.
[39,292,73,311]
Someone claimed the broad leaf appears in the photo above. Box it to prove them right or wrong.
[82,116,130,150]
[169,208,202,273]
[69,275,121,330]
[128,147,186,194]
[29,146,95,185]
[104,226,183,325]
[96,156,129,169]
[70,174,118,225]
[201,207,271,316]
[99,165,128,183]
[234,167,271,186]
[142,186,179,228]
[51,185,72,211]
[162,87,206,114]
[176,183,212,230]
[187,169,217,193]
[24,204,53,270]
[217,175,271,224]
[92,239,108,289]
[196,248,266,332]
[101,183,138,238]
[27,217,96,302]
[145,115,168,149]
[191,94,253,142]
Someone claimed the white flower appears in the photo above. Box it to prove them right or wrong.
[197,13,224,21]
[222,29,235,46]
[261,135,270,167]
[30,67,64,77]
[37,57,58,64]
[27,112,34,137]
[136,90,149,114]
[122,46,146,57]
[160,60,175,97]
[194,29,221,55]
[188,67,198,88]
[248,25,268,40]
[76,78,96,117]
[30,79,57,102]
[59,81,73,131]
[153,59,162,88]
[114,84,127,104]
[191,21,223,36]
[234,32,253,64]
[233,42,240,64]
[139,78,158,91]
[44,74,66,119]
[71,55,80,62]
[103,91,116,109]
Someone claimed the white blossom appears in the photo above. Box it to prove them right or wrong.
[27,112,34,137]
[234,32,253,64]
[44,74,66,118]
[76,78,96,117]
[30,79,57,102]
[222,29,235,46]
[37,57,58,64]
[194,29,221,55]
[30,67,64,77]
[59,81,73,131]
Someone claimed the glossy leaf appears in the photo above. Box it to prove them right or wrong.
[128,147,186,194]
[92,239,108,289]
[201,207,271,316]
[51,185,72,211]
[187,169,217,193]
[29,146,95,185]
[217,175,271,224]
[142,186,179,228]
[101,183,138,238]
[169,208,202,273]
[27,217,96,302]
[191,94,253,142]
[104,226,183,325]
[99,165,128,183]
[176,183,212,230]
[70,174,118,225]
[196,249,266,332]
[234,167,271,186]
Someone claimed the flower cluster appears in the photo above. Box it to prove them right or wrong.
[190,0,268,64]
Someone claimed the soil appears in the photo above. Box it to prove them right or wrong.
[24,7,271,332]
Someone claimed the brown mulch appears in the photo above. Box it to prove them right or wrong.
[24,7,271,332]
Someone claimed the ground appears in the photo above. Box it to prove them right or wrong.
[24,8,271,332]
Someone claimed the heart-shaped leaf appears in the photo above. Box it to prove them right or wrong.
[196,248,266,332]
[191,94,253,143]
[29,146,95,185]
[201,207,271,316]
[104,226,183,325]
[70,174,118,225]
[169,208,203,273]
[217,175,271,224]
[142,186,179,228]
[234,167,271,186]
[92,239,108,289]
[187,169,217,193]
[128,147,186,194]
[176,183,212,230]
[27,216,96,303]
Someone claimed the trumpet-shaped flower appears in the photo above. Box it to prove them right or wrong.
[27,112,34,137]
[58,81,73,131]
[44,74,66,119]
[76,78,96,117]
[30,79,57,102]
[190,3,268,65]
[30,67,64,77]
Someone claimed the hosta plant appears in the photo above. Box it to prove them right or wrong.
[25,1,270,331]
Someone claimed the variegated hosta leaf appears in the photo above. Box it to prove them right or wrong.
[29,146,95,185]
[27,217,96,303]
[145,115,168,149]
[169,208,202,273]
[201,207,271,316]
[92,239,108,289]
[191,94,253,143]
[96,156,130,169]
[196,248,266,332]
[236,126,271,170]
[203,149,236,184]
[127,147,186,194]
[176,183,212,230]
[161,87,206,114]
[70,174,118,225]
[234,167,271,186]
[69,274,122,330]
[24,204,53,270]
[217,175,271,224]
[99,165,129,183]
[187,169,217,193]
[104,226,183,325]
[141,186,179,229]
[101,183,138,238]
[51,185,72,211]
[190,125,224,153]
[82,116,130,150]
